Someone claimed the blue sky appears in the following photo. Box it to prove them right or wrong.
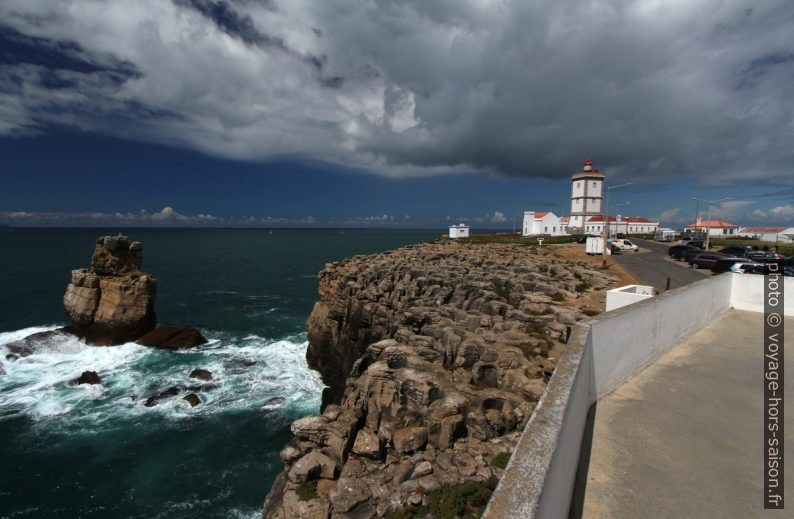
[1,1,793,228]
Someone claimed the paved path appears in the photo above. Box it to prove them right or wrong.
[609,238,706,292]
[577,310,793,518]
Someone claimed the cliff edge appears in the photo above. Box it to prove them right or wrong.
[263,241,616,518]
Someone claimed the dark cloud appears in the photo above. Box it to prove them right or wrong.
[0,0,792,187]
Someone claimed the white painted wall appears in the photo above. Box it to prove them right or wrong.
[448,225,469,238]
[730,273,793,315]
[605,285,655,311]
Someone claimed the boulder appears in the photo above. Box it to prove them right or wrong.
[352,428,381,459]
[144,386,180,407]
[183,393,201,407]
[5,329,77,357]
[288,451,337,483]
[189,368,213,380]
[393,426,428,454]
[74,371,101,385]
[136,326,207,349]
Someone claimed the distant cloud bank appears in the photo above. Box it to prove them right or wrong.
[0,0,792,189]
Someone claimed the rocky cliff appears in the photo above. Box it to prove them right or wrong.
[63,235,156,345]
[263,241,616,518]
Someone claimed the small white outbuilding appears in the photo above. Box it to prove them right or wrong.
[523,211,565,236]
[449,223,470,239]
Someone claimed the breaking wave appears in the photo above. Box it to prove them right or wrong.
[0,325,324,433]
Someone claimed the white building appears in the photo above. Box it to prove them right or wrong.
[568,160,604,231]
[583,215,660,236]
[448,223,470,239]
[737,226,794,243]
[522,211,566,236]
[683,218,738,236]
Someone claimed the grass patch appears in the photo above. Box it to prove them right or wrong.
[388,477,500,519]
[573,272,583,280]
[494,286,511,301]
[575,281,592,293]
[491,452,511,470]
[296,480,319,502]
[552,292,565,302]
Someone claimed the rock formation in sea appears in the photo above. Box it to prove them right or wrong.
[262,241,616,518]
[63,235,157,345]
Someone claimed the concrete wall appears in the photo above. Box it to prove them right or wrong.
[485,273,737,519]
[589,274,733,398]
[605,285,655,312]
[730,273,793,316]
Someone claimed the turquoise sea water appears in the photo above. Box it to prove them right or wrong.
[0,228,440,518]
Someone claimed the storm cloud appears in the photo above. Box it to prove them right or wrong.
[0,0,792,184]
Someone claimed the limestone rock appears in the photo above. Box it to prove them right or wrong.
[189,368,213,380]
[74,371,101,385]
[63,235,157,345]
[136,326,207,349]
[183,393,201,407]
[288,451,338,483]
[263,241,618,518]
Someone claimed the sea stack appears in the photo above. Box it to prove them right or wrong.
[63,235,157,345]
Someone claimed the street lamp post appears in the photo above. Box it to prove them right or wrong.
[692,197,732,250]
[602,183,633,267]
[615,201,630,235]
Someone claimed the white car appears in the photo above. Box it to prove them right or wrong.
[729,261,764,274]
[610,238,639,252]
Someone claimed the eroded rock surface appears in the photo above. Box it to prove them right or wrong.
[63,235,156,345]
[263,241,616,518]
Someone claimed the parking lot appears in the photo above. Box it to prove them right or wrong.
[608,238,707,292]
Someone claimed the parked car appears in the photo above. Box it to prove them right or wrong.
[611,238,638,252]
[719,246,752,256]
[729,261,765,274]
[680,238,705,248]
[711,257,752,274]
[669,245,703,261]
[746,250,785,261]
[689,252,726,269]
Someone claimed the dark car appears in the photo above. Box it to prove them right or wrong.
[669,245,703,261]
[711,257,751,274]
[746,250,785,261]
[719,246,750,256]
[689,252,726,269]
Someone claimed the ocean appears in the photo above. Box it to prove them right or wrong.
[0,228,440,518]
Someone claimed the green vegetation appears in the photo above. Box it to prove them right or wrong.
[709,238,794,256]
[388,476,500,519]
[549,267,558,276]
[537,264,549,273]
[507,340,551,361]
[573,271,583,280]
[575,281,592,293]
[494,286,511,301]
[455,233,580,246]
[552,292,565,302]
[296,480,319,502]
[491,452,511,470]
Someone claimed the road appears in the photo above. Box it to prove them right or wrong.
[609,238,708,292]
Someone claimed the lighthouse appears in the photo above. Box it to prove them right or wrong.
[569,160,604,232]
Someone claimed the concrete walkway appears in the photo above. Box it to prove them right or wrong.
[575,309,792,518]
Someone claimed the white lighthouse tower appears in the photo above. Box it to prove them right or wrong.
[569,160,604,232]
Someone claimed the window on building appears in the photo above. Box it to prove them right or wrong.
[591,198,595,202]
[577,182,580,188]
[592,182,596,187]
[553,226,556,232]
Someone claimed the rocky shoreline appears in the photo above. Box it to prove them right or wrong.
[262,241,616,518]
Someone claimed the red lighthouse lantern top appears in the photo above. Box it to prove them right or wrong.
[583,159,593,172]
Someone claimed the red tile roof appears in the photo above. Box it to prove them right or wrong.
[534,211,549,218]
[686,220,737,228]
[739,227,785,234]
